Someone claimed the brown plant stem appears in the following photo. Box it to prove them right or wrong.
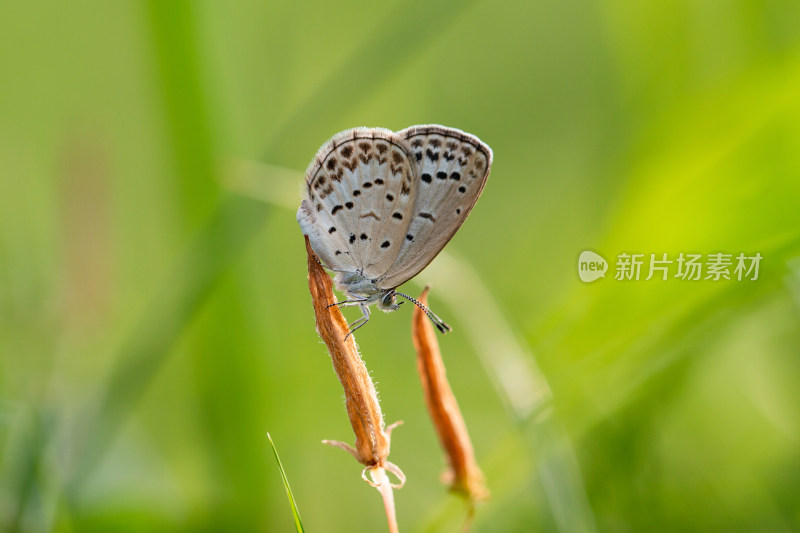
[305,236,404,531]
[370,467,400,533]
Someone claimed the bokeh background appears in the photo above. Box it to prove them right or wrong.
[2,1,800,531]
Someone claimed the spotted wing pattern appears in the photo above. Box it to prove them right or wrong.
[376,125,492,289]
[297,127,418,279]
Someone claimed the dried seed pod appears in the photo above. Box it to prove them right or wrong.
[305,236,405,487]
[412,286,489,503]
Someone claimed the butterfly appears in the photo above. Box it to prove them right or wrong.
[298,125,492,335]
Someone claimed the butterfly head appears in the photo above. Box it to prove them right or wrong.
[377,290,401,312]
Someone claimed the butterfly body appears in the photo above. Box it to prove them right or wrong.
[298,125,492,333]
[332,271,398,311]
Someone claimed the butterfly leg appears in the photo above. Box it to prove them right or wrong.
[324,297,371,339]
[344,303,371,340]
[326,297,367,309]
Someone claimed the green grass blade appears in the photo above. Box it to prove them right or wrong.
[268,433,305,533]
[66,194,269,494]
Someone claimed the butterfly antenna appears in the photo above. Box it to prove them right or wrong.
[395,291,452,334]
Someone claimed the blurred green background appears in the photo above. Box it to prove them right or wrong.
[2,1,800,531]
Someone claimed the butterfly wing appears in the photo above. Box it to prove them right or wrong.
[376,125,492,289]
[297,127,418,279]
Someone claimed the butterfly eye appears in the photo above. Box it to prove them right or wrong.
[382,292,396,307]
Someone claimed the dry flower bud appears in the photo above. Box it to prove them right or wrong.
[412,287,489,503]
[304,236,404,486]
